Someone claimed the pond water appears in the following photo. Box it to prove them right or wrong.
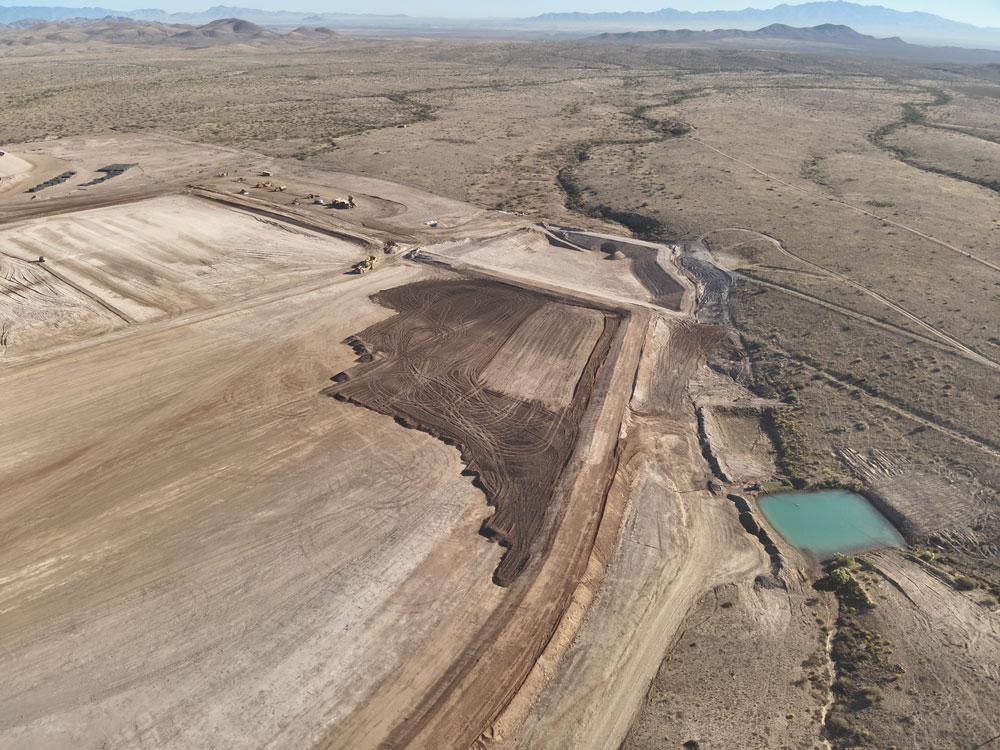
[758,490,904,560]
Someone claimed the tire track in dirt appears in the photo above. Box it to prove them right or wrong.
[701,227,1000,372]
[33,261,136,324]
[769,342,1000,459]
[734,271,953,353]
[325,278,622,587]
[689,135,1000,276]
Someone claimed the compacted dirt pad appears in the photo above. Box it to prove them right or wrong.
[326,278,621,586]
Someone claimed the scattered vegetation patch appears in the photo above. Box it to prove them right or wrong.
[817,555,901,748]
[954,575,978,591]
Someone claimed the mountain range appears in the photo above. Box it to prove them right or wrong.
[0,2,998,49]
[0,16,337,45]
[589,22,906,46]
[585,23,1000,63]
[530,2,1000,48]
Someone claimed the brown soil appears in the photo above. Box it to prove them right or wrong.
[326,278,621,586]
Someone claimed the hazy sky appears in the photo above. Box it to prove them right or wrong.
[38,0,1000,26]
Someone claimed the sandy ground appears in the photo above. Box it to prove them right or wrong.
[0,152,31,186]
[480,302,606,410]
[0,261,516,749]
[623,577,838,750]
[0,195,366,348]
[422,229,660,308]
[2,138,720,750]
[853,550,1000,749]
[419,229,780,750]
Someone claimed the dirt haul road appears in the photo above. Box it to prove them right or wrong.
[0,137,752,750]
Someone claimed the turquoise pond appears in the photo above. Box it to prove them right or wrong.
[757,490,904,560]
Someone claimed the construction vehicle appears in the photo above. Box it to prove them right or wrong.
[272,185,287,192]
[329,195,356,210]
[352,254,379,274]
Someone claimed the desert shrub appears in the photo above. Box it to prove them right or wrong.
[853,686,884,708]
[825,713,853,737]
[954,576,978,591]
[683,741,700,750]
[831,554,855,569]
[828,568,851,587]
[833,676,855,695]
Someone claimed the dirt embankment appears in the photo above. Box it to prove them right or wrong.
[326,278,622,586]
[556,230,687,311]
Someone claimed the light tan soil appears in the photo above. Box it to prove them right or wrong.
[623,580,838,750]
[0,137,719,750]
[0,195,364,341]
[704,406,778,483]
[480,302,606,410]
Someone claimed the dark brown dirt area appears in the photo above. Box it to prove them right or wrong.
[325,277,621,586]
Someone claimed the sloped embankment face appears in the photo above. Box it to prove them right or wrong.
[326,278,621,586]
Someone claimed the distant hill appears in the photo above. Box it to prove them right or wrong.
[170,16,275,41]
[0,16,337,47]
[586,23,1000,64]
[590,23,903,45]
[588,23,907,49]
[0,4,413,28]
[283,26,338,41]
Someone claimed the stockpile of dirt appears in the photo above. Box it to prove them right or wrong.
[326,278,621,585]
[562,231,685,311]
[0,151,30,179]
